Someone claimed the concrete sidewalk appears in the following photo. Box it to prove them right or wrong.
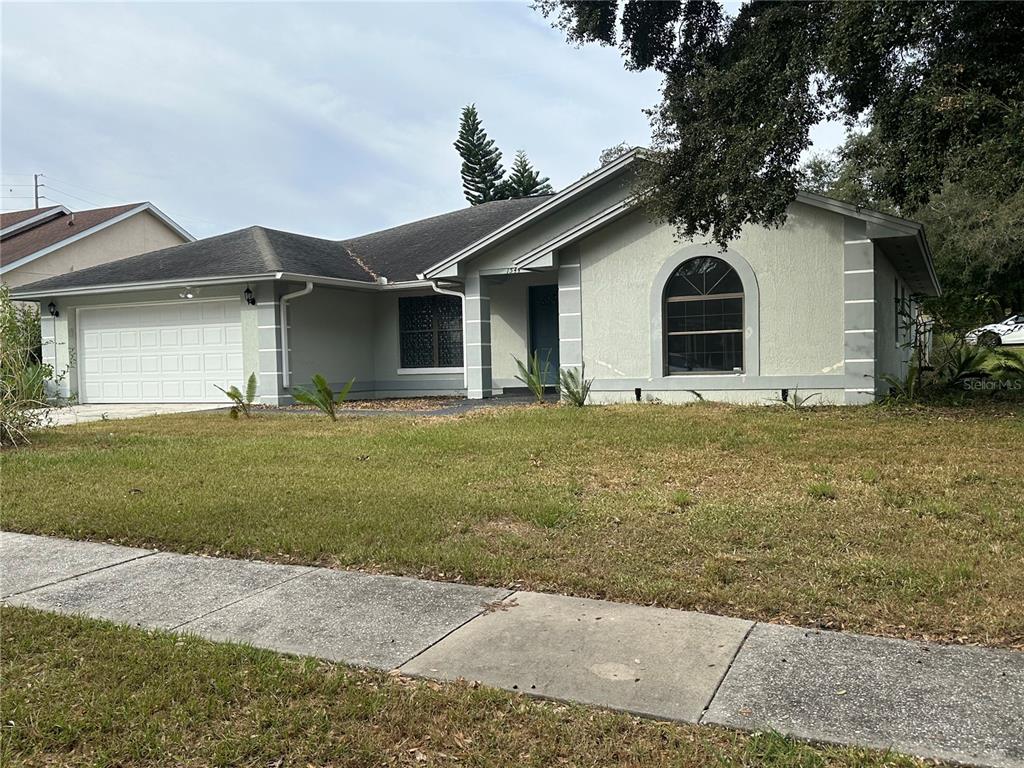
[2,531,1021,768]
[35,403,225,426]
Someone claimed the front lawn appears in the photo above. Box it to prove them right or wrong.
[3,402,1021,647]
[0,607,926,767]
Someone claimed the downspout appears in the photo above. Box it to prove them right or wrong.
[430,280,466,390]
[279,281,313,389]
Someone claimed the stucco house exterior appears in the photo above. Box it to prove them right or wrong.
[1,203,192,289]
[12,151,939,406]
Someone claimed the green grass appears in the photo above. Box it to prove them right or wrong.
[0,607,927,767]
[3,402,1022,647]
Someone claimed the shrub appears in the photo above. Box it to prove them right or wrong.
[513,352,550,402]
[292,374,354,420]
[776,388,820,409]
[0,285,51,446]
[215,373,258,418]
[558,364,592,407]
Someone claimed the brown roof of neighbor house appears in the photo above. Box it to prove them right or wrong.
[0,205,64,230]
[0,203,143,267]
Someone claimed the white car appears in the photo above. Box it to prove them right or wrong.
[967,314,1024,347]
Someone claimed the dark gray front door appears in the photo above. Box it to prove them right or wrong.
[528,284,559,386]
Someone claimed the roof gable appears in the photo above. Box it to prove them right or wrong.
[0,203,194,274]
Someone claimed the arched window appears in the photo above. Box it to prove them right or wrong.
[664,256,744,374]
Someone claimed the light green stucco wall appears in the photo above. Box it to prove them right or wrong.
[577,202,846,382]
[287,286,376,392]
[488,271,556,385]
[873,248,911,384]
[370,290,465,396]
[471,174,634,274]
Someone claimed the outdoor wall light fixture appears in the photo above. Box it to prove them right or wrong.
[244,286,256,305]
[179,287,195,299]
[47,302,59,318]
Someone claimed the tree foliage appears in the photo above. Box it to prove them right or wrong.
[454,105,507,205]
[499,150,553,199]
[537,1,1024,256]
[454,105,553,204]
[803,129,1024,318]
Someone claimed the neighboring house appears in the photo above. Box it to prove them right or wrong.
[1,203,192,289]
[12,151,939,406]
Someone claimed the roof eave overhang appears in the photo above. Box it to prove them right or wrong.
[12,271,433,300]
[419,148,646,280]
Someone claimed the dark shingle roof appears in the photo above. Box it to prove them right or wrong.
[0,204,142,266]
[12,196,552,294]
[339,195,551,282]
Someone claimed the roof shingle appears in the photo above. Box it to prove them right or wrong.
[12,196,552,294]
[1,204,145,267]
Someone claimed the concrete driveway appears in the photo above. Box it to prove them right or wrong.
[36,403,224,426]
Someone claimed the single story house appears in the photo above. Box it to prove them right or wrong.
[12,151,939,406]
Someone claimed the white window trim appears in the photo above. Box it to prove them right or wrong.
[396,366,465,375]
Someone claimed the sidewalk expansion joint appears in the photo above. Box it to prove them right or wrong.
[1,549,159,601]
[698,620,757,725]
[396,589,521,673]
[169,567,316,632]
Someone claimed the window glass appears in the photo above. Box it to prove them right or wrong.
[399,295,463,368]
[664,257,744,374]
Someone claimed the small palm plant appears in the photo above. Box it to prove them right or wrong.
[779,387,820,409]
[513,351,550,402]
[292,374,354,421]
[558,364,593,407]
[215,372,258,418]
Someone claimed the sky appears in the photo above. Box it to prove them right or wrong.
[1,1,846,240]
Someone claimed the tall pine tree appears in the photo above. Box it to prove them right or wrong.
[499,150,554,198]
[454,105,506,205]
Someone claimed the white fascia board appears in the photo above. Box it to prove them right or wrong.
[13,271,433,300]
[11,272,282,300]
[277,272,403,292]
[0,203,193,275]
[795,191,922,235]
[420,148,645,279]
[0,206,71,238]
[512,198,634,270]
[142,202,195,242]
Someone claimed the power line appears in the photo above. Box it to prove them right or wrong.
[41,176,125,203]
[42,186,105,208]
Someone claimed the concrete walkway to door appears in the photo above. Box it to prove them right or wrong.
[33,403,225,427]
[1,531,1021,768]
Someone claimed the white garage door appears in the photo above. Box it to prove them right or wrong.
[79,300,244,403]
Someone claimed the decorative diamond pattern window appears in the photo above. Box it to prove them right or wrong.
[399,295,463,368]
[664,256,744,374]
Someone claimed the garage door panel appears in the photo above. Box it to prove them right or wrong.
[79,300,243,403]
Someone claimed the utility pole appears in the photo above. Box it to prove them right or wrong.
[34,174,40,209]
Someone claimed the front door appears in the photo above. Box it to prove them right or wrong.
[528,284,559,386]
